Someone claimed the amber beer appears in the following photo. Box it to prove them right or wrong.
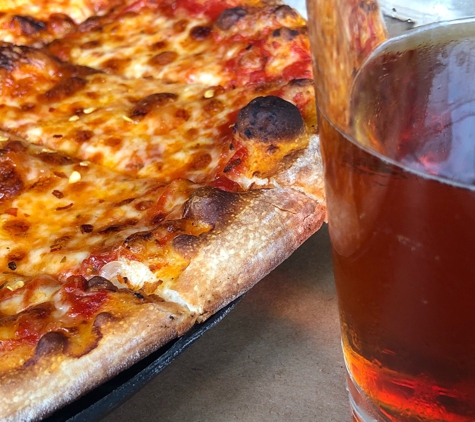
[321,20,475,421]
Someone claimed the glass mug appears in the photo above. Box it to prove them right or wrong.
[306,0,475,420]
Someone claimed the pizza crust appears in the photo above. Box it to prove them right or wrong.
[0,301,194,421]
[272,133,326,202]
[167,186,325,320]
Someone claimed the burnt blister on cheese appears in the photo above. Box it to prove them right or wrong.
[234,95,305,143]
[216,7,247,30]
[86,275,118,292]
[129,92,178,121]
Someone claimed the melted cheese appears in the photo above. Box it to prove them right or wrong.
[99,259,155,290]
[0,61,288,182]
[0,141,173,279]
[45,3,309,88]
[0,275,61,315]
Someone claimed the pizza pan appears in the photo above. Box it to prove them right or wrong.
[44,296,243,422]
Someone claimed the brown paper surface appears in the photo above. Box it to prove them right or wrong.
[104,225,350,422]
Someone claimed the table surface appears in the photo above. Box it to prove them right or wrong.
[103,225,351,422]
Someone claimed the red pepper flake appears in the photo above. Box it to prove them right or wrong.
[80,224,94,234]
[52,190,64,198]
[56,203,74,211]
[5,208,18,216]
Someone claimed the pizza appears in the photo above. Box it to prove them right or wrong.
[0,0,326,420]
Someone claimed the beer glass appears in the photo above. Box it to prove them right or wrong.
[306,0,475,420]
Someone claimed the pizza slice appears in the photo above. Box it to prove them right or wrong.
[45,0,311,89]
[0,43,318,189]
[0,0,327,419]
[0,272,193,421]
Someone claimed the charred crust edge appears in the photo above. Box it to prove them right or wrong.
[182,187,241,228]
[234,96,305,144]
[33,331,69,359]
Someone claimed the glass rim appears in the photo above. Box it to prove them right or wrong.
[318,106,475,192]
[318,16,475,192]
